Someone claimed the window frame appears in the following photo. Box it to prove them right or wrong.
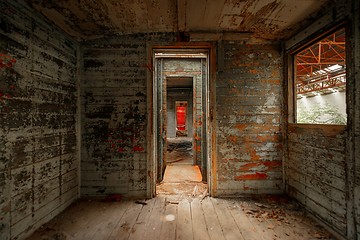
[287,24,347,125]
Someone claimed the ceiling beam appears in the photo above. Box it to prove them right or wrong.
[177,0,187,32]
[189,32,253,41]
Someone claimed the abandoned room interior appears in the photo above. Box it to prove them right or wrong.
[0,0,359,239]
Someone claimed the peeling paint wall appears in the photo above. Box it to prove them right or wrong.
[286,125,346,235]
[216,42,284,195]
[0,0,79,239]
[81,33,176,198]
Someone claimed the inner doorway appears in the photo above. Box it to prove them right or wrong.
[151,49,211,198]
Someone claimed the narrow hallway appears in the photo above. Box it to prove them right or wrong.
[156,137,208,200]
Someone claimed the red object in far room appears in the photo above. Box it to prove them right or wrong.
[176,106,186,131]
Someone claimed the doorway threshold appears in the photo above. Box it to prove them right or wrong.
[157,165,207,200]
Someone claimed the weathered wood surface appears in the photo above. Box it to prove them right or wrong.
[215,42,284,196]
[27,195,336,240]
[0,0,79,239]
[286,124,347,236]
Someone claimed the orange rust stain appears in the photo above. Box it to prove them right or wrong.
[239,161,282,171]
[256,135,278,142]
[239,162,259,171]
[249,69,258,74]
[235,172,267,180]
[235,124,247,131]
[194,134,201,140]
[196,146,201,152]
[228,135,238,143]
[263,161,282,168]
[250,149,260,161]
[260,124,278,132]
[271,69,279,78]
[268,79,280,84]
[244,143,260,161]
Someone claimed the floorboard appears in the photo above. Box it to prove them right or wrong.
[191,198,210,240]
[108,201,143,240]
[159,200,177,240]
[211,198,244,240]
[176,199,193,240]
[225,199,260,240]
[143,197,166,239]
[201,197,226,240]
[128,198,156,240]
[27,164,336,240]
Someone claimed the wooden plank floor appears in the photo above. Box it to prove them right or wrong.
[27,164,336,239]
[27,194,336,240]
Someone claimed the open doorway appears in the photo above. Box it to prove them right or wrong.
[151,49,211,198]
[166,81,193,166]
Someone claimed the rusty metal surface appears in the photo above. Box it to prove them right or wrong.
[26,0,330,40]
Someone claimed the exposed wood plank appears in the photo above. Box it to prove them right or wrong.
[159,200,178,240]
[176,199,193,240]
[108,201,144,240]
[191,198,210,240]
[27,196,337,240]
[58,200,108,239]
[234,200,274,240]
[251,206,293,240]
[121,199,156,240]
[89,201,133,240]
[143,196,167,239]
[225,199,260,240]
[201,197,226,240]
[281,205,323,239]
[210,198,244,240]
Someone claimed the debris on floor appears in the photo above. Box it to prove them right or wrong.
[135,200,147,205]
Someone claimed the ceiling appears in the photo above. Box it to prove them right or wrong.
[167,77,193,88]
[27,0,330,41]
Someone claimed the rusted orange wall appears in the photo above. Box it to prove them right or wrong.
[215,42,284,195]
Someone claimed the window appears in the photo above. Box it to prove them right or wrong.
[294,28,347,125]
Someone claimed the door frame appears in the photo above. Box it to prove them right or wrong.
[146,43,217,198]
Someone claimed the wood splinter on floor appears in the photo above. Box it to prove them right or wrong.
[135,200,147,205]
